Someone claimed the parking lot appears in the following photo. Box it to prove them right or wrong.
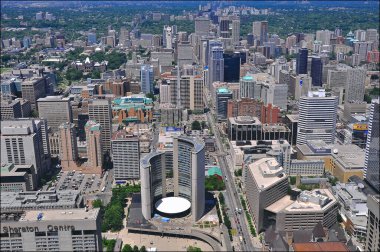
[53,171,103,194]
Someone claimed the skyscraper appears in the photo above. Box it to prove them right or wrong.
[345,67,366,103]
[141,136,205,222]
[163,25,173,49]
[87,32,96,45]
[296,90,338,145]
[311,56,323,87]
[252,21,268,46]
[219,16,231,38]
[111,131,140,180]
[88,99,112,155]
[37,96,72,132]
[85,120,103,173]
[296,48,308,75]
[240,75,260,99]
[194,17,210,36]
[140,65,154,94]
[364,99,379,193]
[365,195,380,251]
[1,119,50,182]
[59,122,78,171]
[223,51,240,82]
[216,87,233,121]
[231,18,240,45]
[209,46,224,88]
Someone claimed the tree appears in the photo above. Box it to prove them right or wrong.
[201,121,207,129]
[191,120,201,130]
[139,246,146,252]
[133,245,139,252]
[187,246,202,252]
[146,92,155,101]
[31,109,39,118]
[122,244,133,252]
[92,199,103,208]
[91,70,101,79]
[65,67,83,81]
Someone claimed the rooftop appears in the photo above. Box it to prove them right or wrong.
[292,242,349,252]
[217,87,231,94]
[331,144,365,169]
[20,208,99,222]
[248,158,286,190]
[229,116,261,125]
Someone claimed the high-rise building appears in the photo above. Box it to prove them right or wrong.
[111,131,140,180]
[365,195,380,251]
[354,41,373,62]
[364,99,379,193]
[345,67,366,103]
[296,90,338,145]
[227,98,263,119]
[85,120,103,173]
[209,46,224,87]
[21,78,47,110]
[1,119,50,182]
[37,96,72,132]
[223,52,240,82]
[140,65,154,94]
[159,81,171,104]
[0,208,102,251]
[0,100,22,120]
[88,99,112,155]
[162,25,173,49]
[119,27,129,46]
[240,75,260,99]
[245,158,288,232]
[260,83,288,110]
[216,87,233,121]
[219,16,231,38]
[177,43,194,67]
[231,18,240,45]
[252,21,268,46]
[59,122,78,171]
[87,32,96,45]
[296,48,308,75]
[141,136,205,222]
[194,17,210,36]
[311,56,323,86]
[168,75,203,111]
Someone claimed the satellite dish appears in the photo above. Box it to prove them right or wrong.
[333,149,338,154]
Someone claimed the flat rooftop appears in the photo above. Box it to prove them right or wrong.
[229,116,261,125]
[332,144,365,169]
[248,158,286,190]
[20,208,99,222]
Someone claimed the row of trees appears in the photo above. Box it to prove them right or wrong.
[218,193,233,241]
[122,244,146,252]
[92,184,141,232]
[240,196,256,237]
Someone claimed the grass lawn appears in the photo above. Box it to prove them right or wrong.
[0,68,12,74]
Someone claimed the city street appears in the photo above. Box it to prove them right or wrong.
[205,106,260,251]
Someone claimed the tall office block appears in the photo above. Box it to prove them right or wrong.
[209,46,224,88]
[37,96,72,132]
[364,99,379,193]
[216,87,233,121]
[85,120,103,173]
[245,158,288,232]
[345,68,366,103]
[252,21,268,45]
[231,18,240,44]
[168,75,203,111]
[1,119,50,182]
[219,16,231,38]
[87,32,96,45]
[141,136,205,222]
[140,65,154,94]
[223,52,241,82]
[88,99,112,155]
[0,100,22,120]
[21,78,47,110]
[296,90,338,145]
[365,195,380,251]
[111,131,140,180]
[194,17,210,35]
[240,75,260,99]
[163,25,173,49]
[296,48,308,75]
[311,56,323,86]
[59,122,78,171]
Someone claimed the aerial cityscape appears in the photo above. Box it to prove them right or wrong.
[0,1,379,251]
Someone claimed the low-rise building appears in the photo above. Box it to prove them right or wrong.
[227,116,262,141]
[265,189,339,232]
[288,160,325,176]
[0,163,36,192]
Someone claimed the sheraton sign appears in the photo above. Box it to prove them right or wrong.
[3,225,75,233]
